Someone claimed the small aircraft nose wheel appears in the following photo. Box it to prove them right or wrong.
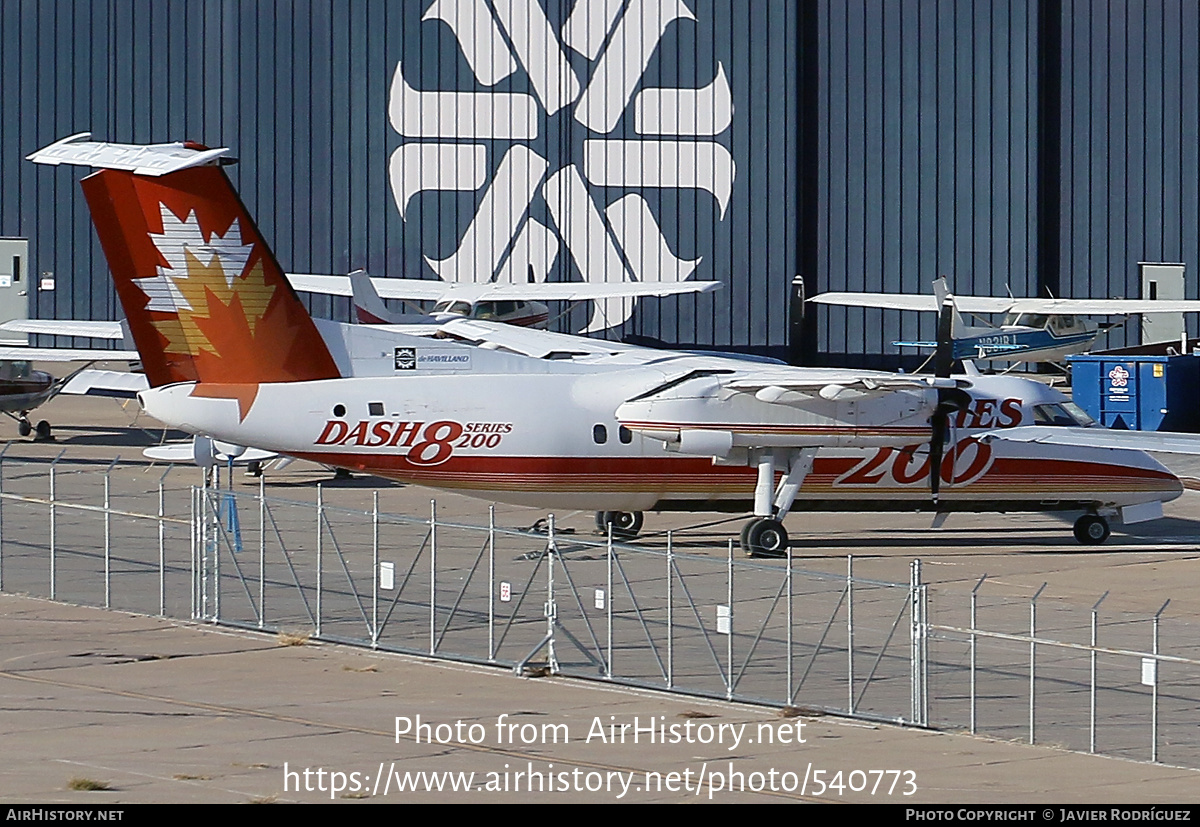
[1073,514,1111,545]
[595,510,644,540]
[17,419,31,437]
[34,420,51,441]
[741,518,790,558]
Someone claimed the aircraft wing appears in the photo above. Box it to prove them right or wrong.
[437,318,641,359]
[287,274,722,302]
[0,320,125,339]
[0,346,140,361]
[810,291,1016,314]
[981,425,1200,455]
[1001,298,1200,315]
[812,291,1200,316]
[59,369,149,398]
[725,373,966,404]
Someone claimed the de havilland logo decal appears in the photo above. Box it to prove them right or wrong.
[389,0,735,332]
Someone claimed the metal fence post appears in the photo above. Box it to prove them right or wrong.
[910,559,924,725]
[786,539,793,705]
[372,491,380,648]
[158,465,173,617]
[546,513,558,673]
[212,466,221,622]
[726,539,734,701]
[1152,600,1169,763]
[1029,582,1048,744]
[259,474,266,629]
[48,449,65,601]
[1090,591,1108,753]
[666,530,674,690]
[606,523,613,679]
[847,554,855,714]
[487,504,494,661]
[103,457,119,609]
[970,574,988,735]
[0,443,9,592]
[315,484,323,637]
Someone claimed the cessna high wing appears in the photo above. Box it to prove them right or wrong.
[0,319,140,438]
[28,134,1190,553]
[811,278,1200,363]
[287,267,721,330]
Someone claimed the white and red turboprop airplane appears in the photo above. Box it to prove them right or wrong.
[28,134,1190,553]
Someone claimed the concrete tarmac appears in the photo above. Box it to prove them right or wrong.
[1,387,1199,803]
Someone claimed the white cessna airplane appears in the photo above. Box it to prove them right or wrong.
[811,278,1200,363]
[28,134,1192,553]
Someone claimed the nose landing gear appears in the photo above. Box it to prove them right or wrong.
[1073,514,1111,545]
[595,510,644,540]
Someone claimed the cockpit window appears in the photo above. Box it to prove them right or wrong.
[433,301,472,316]
[0,361,31,380]
[1048,314,1080,333]
[1033,402,1095,427]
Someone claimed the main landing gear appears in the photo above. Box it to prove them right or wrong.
[739,447,817,558]
[595,510,644,540]
[1073,514,1111,545]
[13,416,51,440]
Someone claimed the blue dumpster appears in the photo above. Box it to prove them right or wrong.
[1068,350,1200,432]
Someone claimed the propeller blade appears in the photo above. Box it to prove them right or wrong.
[935,296,955,378]
[929,387,972,501]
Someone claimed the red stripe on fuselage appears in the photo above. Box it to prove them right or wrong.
[287,451,1179,496]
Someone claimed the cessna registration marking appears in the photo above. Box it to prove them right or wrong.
[315,419,512,466]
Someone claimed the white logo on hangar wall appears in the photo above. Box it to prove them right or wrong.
[389,0,735,333]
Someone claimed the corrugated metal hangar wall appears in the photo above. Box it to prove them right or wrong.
[0,1,1198,366]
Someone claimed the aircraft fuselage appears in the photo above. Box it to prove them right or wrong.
[139,367,1181,517]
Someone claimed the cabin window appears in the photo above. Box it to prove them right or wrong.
[1033,403,1094,427]
[618,425,633,444]
[333,404,346,418]
[593,424,607,444]
[368,402,385,416]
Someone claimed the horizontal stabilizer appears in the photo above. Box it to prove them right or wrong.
[27,133,232,176]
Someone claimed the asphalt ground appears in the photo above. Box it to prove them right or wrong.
[1,383,1200,803]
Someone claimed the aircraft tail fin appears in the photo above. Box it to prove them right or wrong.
[30,135,342,388]
[348,269,398,325]
[931,277,969,339]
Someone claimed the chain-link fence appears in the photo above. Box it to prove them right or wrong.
[2,453,1199,769]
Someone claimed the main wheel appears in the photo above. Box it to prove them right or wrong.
[17,419,31,437]
[34,420,51,440]
[1073,514,1111,545]
[742,518,789,558]
[597,510,644,540]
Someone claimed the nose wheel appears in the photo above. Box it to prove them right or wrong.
[1073,514,1111,545]
[595,510,644,540]
[740,517,790,558]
